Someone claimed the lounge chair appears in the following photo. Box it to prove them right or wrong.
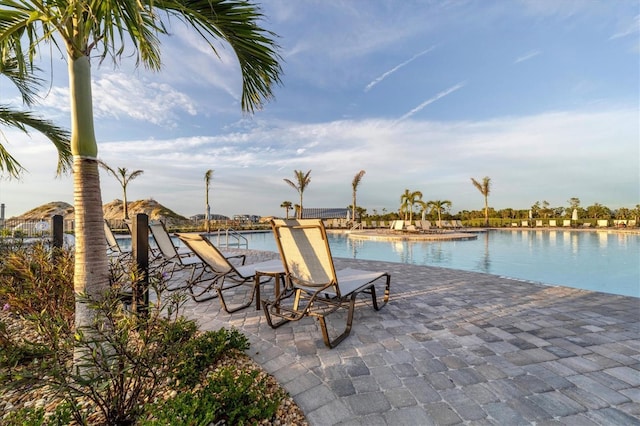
[150,221,246,286]
[535,220,543,227]
[521,220,529,227]
[549,220,557,227]
[392,220,405,232]
[417,220,438,233]
[563,220,571,227]
[597,220,609,228]
[177,233,284,312]
[263,219,390,348]
[104,220,131,264]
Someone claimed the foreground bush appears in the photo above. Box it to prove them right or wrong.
[0,242,285,425]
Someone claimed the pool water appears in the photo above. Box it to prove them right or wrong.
[229,229,639,298]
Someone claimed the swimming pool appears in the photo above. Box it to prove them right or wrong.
[222,229,639,298]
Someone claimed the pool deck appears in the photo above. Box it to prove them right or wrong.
[184,250,640,425]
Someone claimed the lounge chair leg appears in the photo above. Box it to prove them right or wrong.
[318,293,357,348]
[261,299,292,329]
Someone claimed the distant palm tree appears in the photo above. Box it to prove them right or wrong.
[351,170,366,223]
[280,201,293,219]
[400,189,423,222]
[205,169,214,232]
[471,177,491,226]
[427,200,452,226]
[284,170,311,219]
[99,162,144,220]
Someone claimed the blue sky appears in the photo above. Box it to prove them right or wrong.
[1,0,638,219]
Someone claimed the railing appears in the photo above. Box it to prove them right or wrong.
[213,228,248,249]
[350,222,363,231]
[0,217,73,238]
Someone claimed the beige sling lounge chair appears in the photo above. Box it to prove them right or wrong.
[177,233,284,312]
[150,222,246,292]
[263,219,391,348]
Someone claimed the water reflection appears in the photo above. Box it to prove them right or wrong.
[212,229,639,298]
[598,232,608,249]
[475,231,491,273]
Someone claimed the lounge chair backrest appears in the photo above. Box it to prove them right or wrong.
[393,220,404,231]
[104,220,123,253]
[271,219,337,291]
[149,222,179,259]
[177,233,233,275]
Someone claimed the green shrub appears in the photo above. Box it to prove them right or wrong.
[0,243,284,426]
[142,366,284,426]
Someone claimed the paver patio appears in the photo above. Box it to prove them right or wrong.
[181,250,640,425]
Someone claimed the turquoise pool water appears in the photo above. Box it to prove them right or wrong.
[219,229,639,298]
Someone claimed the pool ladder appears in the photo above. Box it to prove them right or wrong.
[214,228,248,249]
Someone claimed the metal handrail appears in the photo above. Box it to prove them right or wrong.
[215,227,248,249]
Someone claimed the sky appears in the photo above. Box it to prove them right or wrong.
[0,0,638,220]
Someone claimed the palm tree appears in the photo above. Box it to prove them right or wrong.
[98,162,144,220]
[471,176,491,226]
[204,169,213,232]
[399,189,423,222]
[280,201,292,219]
[284,170,311,219]
[0,0,281,342]
[0,51,71,177]
[351,170,365,224]
[427,200,452,226]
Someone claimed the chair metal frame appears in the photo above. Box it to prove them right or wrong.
[263,219,390,348]
[177,233,283,311]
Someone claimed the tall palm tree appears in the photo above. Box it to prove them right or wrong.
[471,176,491,226]
[204,169,213,232]
[0,51,71,177]
[284,170,311,219]
[98,161,143,220]
[351,170,365,224]
[427,200,452,226]
[399,189,423,222]
[0,0,281,339]
[280,201,292,219]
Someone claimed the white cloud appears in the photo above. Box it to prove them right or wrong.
[365,46,436,92]
[393,82,466,125]
[2,105,637,219]
[609,14,640,40]
[38,72,197,127]
[514,50,542,64]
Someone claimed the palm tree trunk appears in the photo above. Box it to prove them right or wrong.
[484,197,489,227]
[69,55,110,349]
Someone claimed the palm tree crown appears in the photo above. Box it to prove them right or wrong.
[99,161,144,220]
[400,189,424,222]
[280,201,292,219]
[284,170,311,219]
[427,200,452,225]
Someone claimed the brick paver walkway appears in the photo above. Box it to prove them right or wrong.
[182,251,640,425]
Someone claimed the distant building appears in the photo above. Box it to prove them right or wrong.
[190,213,230,221]
[233,214,260,223]
[301,208,351,219]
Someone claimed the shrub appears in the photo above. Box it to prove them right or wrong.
[0,243,285,426]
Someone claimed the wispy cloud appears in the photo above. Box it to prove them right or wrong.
[364,46,436,92]
[392,82,466,126]
[609,14,640,40]
[514,49,542,64]
[39,73,197,128]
